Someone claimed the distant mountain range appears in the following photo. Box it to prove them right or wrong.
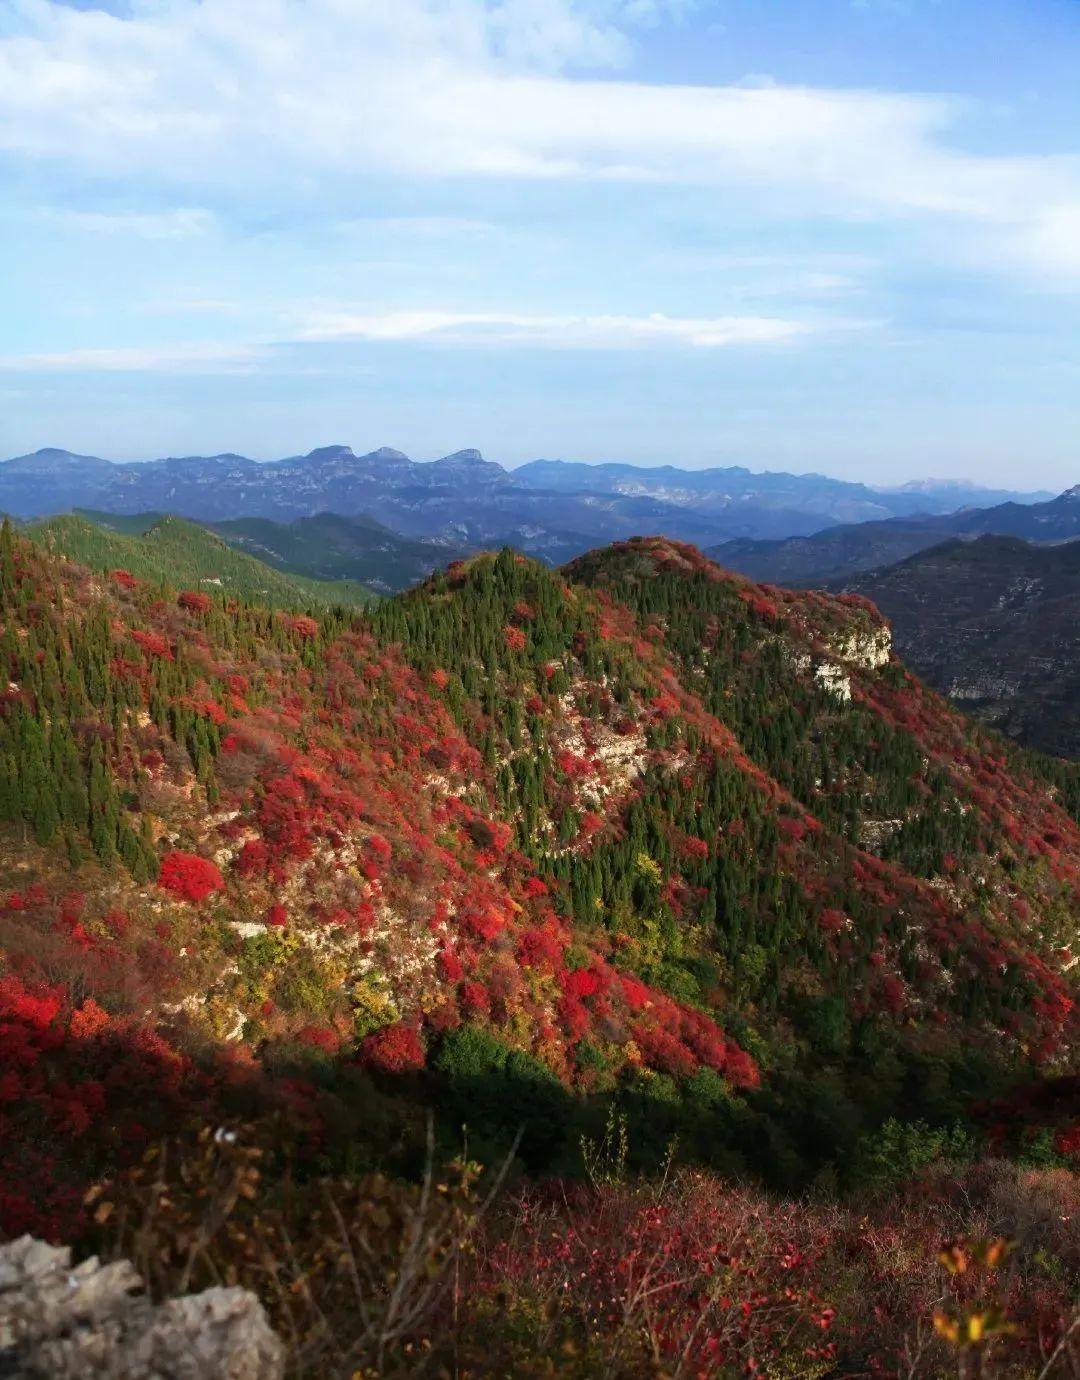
[835,534,1080,759]
[0,445,1052,559]
[514,458,1045,523]
[710,485,1080,586]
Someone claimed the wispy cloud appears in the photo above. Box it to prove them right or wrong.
[39,206,216,239]
[0,308,847,374]
[0,342,268,373]
[297,308,846,348]
[1,0,1078,277]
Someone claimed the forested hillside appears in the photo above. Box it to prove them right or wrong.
[24,512,375,609]
[1,525,1078,1376]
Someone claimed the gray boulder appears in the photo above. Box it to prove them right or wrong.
[0,1234,284,1379]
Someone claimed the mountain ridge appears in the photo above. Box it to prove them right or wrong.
[0,447,1051,559]
[710,484,1080,586]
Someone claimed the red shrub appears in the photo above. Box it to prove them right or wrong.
[296,1024,341,1054]
[359,1022,425,1074]
[561,967,601,1001]
[634,1025,698,1079]
[439,947,464,982]
[157,851,225,903]
[459,982,491,1016]
[178,590,212,614]
[557,994,590,1042]
[619,974,652,1012]
[518,927,563,972]
[131,630,173,661]
[819,908,848,935]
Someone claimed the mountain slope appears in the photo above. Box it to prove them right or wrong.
[1,525,1077,1250]
[24,512,375,608]
[710,484,1080,585]
[836,534,1080,758]
[209,512,466,593]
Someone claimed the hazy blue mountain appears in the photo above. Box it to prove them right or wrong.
[513,458,1050,523]
[0,445,1055,562]
[709,485,1080,586]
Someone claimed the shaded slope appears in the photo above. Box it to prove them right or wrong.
[210,511,467,593]
[837,534,1080,758]
[710,484,1080,586]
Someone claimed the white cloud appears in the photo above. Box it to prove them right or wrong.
[298,307,836,348]
[0,0,1077,276]
[0,305,852,374]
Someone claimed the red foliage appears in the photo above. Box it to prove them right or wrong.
[503,624,527,653]
[157,851,225,904]
[296,1024,341,1054]
[287,615,319,640]
[620,974,652,1012]
[819,907,848,936]
[438,947,464,982]
[634,1024,698,1078]
[359,1022,426,1074]
[560,967,602,1001]
[459,981,491,1016]
[518,926,563,972]
[178,590,213,614]
[556,994,590,1041]
[131,630,173,661]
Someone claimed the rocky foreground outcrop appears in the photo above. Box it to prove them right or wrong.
[0,1235,283,1379]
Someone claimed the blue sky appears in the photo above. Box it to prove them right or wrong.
[1,0,1078,486]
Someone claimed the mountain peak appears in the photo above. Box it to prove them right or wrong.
[365,446,410,462]
[303,444,357,463]
[18,448,92,464]
[436,448,486,465]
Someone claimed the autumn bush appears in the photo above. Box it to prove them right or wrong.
[79,1116,1080,1380]
[157,850,225,903]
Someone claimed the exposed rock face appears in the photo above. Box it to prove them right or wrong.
[0,1235,284,1379]
[831,626,892,671]
[814,662,852,701]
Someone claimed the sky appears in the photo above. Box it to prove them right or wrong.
[1,0,1079,487]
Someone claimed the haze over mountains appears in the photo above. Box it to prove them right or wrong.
[0,446,1052,563]
[710,486,1080,586]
